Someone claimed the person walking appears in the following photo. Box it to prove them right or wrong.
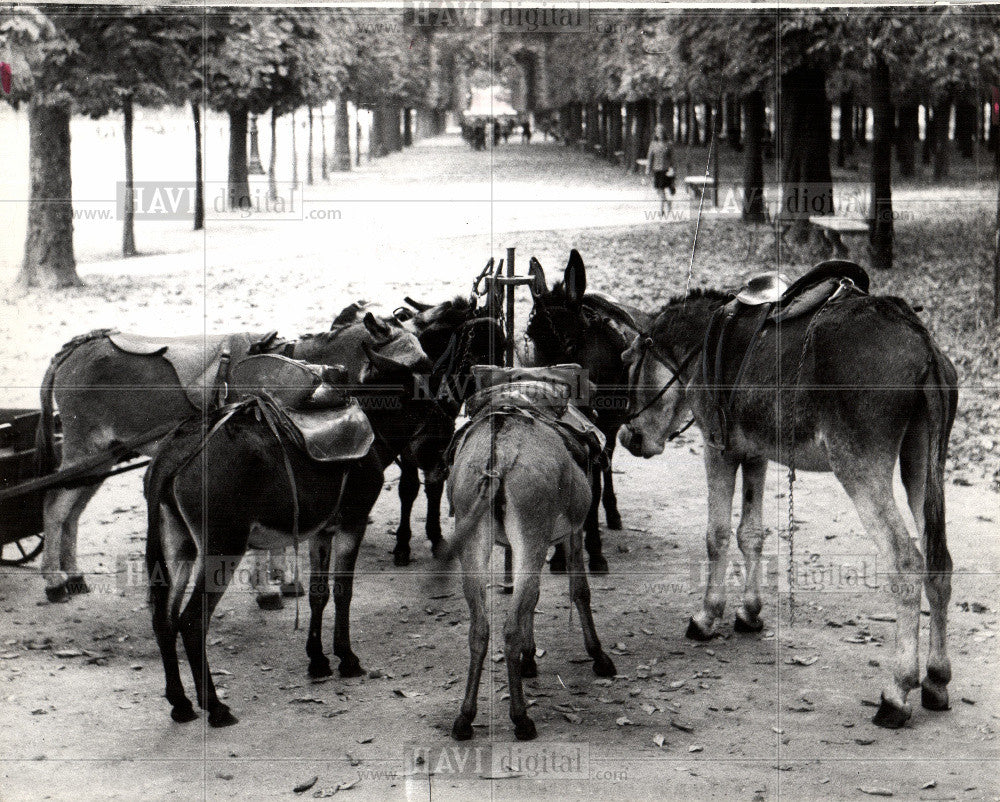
[646,124,675,215]
[522,120,532,144]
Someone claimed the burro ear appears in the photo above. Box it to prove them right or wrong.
[621,334,640,365]
[361,340,408,374]
[528,257,547,297]
[404,296,433,313]
[363,311,392,341]
[565,249,586,307]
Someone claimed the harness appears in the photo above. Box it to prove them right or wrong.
[624,335,701,439]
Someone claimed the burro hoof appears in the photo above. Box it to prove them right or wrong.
[685,617,715,642]
[498,584,514,596]
[280,580,305,598]
[66,574,91,595]
[208,705,239,728]
[170,701,198,723]
[44,583,70,604]
[392,548,411,568]
[451,714,474,741]
[255,592,284,611]
[920,679,950,712]
[593,653,617,678]
[588,555,609,575]
[871,694,912,729]
[308,657,333,679]
[734,612,764,633]
[605,511,623,531]
[549,554,567,574]
[520,657,538,679]
[513,716,537,741]
[338,656,365,678]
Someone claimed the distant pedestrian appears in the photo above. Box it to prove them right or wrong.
[522,120,532,144]
[646,124,675,215]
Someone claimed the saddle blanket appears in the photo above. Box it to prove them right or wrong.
[107,330,271,410]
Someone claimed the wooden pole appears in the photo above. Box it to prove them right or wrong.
[994,132,999,320]
[506,247,516,367]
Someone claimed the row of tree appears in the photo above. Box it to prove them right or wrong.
[499,8,1000,269]
[1,6,463,288]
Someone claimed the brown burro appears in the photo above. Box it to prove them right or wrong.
[619,261,959,731]
[437,365,617,742]
[34,309,416,602]
[143,341,437,727]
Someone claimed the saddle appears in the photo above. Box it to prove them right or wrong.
[229,354,373,463]
[702,260,870,450]
[107,330,287,410]
[451,365,606,473]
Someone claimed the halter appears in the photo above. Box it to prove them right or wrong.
[624,334,701,439]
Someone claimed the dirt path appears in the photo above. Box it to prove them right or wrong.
[2,434,998,801]
[2,131,998,801]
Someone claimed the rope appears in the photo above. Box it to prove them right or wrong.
[685,98,720,301]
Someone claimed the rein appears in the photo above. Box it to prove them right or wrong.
[624,334,701,438]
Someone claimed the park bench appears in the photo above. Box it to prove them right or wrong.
[613,149,624,166]
[684,175,717,205]
[635,157,648,174]
[808,216,869,258]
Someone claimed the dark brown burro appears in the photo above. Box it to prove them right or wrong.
[619,262,958,731]
[143,340,435,727]
[440,371,617,742]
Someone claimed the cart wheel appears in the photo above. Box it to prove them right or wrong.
[0,534,44,565]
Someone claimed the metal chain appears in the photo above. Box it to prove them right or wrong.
[785,295,839,624]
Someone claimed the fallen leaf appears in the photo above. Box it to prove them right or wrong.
[215,772,234,781]
[54,649,83,659]
[563,712,582,724]
[290,698,325,705]
[653,733,667,748]
[858,788,893,797]
[787,655,818,666]
[688,744,704,753]
[670,718,695,733]
[615,716,633,727]
[921,781,936,790]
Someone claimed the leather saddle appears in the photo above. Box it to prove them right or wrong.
[702,260,870,450]
[229,354,374,463]
[451,365,606,472]
[107,330,285,410]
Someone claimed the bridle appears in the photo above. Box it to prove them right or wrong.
[624,333,701,439]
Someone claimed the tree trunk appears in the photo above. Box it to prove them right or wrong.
[954,94,976,158]
[933,96,950,180]
[319,104,328,180]
[623,102,636,169]
[19,99,80,288]
[703,102,713,146]
[609,101,623,158]
[227,104,251,210]
[122,93,137,257]
[333,94,351,170]
[674,97,682,142]
[742,90,766,223]
[192,101,204,230]
[291,109,299,185]
[869,53,893,270]
[896,103,918,177]
[306,106,314,185]
[268,108,278,202]
[403,107,413,146]
[837,91,854,167]
[779,64,833,237]
[855,105,868,147]
[635,98,652,162]
[726,93,742,150]
[682,97,691,144]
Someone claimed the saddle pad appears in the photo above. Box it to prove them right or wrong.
[230,354,325,409]
[466,364,593,418]
[108,330,261,410]
[281,399,374,462]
